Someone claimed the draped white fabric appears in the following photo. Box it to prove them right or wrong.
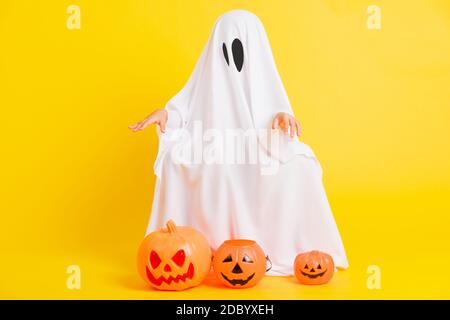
[146,10,348,275]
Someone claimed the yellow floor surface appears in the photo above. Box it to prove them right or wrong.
[2,191,450,299]
[2,249,450,300]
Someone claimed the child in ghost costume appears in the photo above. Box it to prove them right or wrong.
[129,10,348,275]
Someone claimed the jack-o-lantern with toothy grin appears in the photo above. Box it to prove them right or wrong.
[294,250,334,285]
[212,239,269,289]
[137,220,211,291]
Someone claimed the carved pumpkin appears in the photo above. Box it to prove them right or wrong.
[212,239,267,288]
[137,220,212,291]
[294,250,335,285]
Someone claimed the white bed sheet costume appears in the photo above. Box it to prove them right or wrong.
[146,10,348,275]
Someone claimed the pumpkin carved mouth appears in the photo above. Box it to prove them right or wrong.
[300,269,327,279]
[146,263,195,286]
[221,272,255,286]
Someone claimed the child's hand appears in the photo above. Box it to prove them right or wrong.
[128,109,168,133]
[272,112,301,138]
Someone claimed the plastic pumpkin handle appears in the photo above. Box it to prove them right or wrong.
[166,220,177,234]
[265,255,272,272]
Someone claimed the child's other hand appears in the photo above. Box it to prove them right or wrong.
[272,112,301,138]
[128,109,168,133]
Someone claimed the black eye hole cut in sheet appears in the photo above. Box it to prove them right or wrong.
[232,38,244,72]
[222,43,230,66]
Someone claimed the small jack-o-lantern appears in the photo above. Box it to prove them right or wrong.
[212,239,268,289]
[137,220,212,291]
[294,250,334,285]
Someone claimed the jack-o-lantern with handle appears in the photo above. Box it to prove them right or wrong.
[294,250,335,285]
[137,220,212,291]
[212,239,269,289]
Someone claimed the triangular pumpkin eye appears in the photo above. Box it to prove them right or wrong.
[222,254,233,263]
[317,264,322,270]
[242,255,253,263]
[304,264,309,269]
[172,249,186,267]
[150,250,161,269]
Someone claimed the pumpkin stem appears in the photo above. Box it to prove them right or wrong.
[166,220,177,234]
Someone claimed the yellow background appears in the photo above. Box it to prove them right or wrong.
[1,0,450,299]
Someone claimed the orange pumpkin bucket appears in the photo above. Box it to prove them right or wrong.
[137,220,212,291]
[212,239,270,288]
[294,250,335,285]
